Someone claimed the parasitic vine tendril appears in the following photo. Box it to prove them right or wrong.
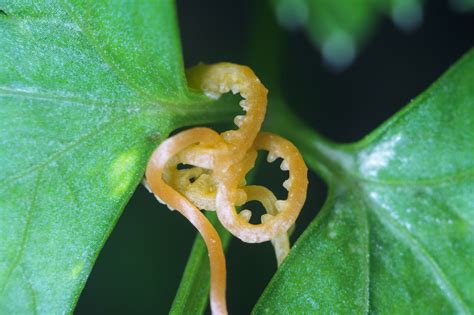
[145,63,308,315]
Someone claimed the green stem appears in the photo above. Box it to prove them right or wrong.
[172,93,240,130]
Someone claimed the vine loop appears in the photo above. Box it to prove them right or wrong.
[145,63,308,315]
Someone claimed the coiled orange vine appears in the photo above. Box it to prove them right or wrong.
[145,63,308,315]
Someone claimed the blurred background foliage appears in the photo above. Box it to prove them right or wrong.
[76,0,473,313]
[272,0,473,69]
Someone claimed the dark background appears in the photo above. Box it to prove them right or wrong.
[76,0,473,314]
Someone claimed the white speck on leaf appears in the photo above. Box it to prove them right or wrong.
[359,134,402,176]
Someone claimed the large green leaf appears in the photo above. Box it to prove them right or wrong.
[0,1,235,313]
[253,50,474,313]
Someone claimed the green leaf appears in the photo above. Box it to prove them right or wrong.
[0,1,234,313]
[271,0,423,68]
[254,50,474,313]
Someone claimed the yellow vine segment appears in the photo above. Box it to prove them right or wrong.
[145,63,308,315]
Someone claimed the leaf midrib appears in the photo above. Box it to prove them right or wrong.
[0,86,131,108]
[348,167,474,187]
[298,135,474,188]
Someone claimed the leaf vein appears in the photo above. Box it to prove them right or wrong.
[0,86,129,108]
[0,170,41,296]
[59,0,155,102]
[19,266,38,315]
[356,170,474,187]
[0,113,133,187]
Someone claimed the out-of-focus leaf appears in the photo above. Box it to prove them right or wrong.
[271,0,424,69]
[450,0,474,12]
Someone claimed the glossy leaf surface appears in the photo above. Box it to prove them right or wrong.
[0,1,234,313]
[254,50,474,313]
